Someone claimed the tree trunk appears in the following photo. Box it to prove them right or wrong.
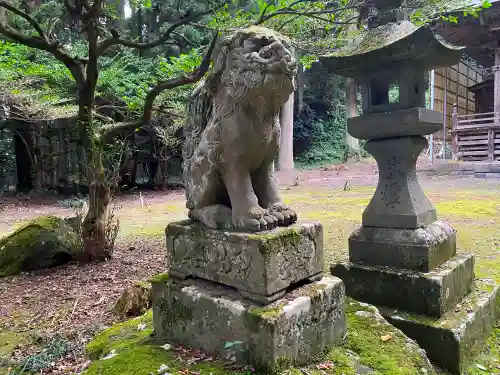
[79,90,111,260]
[82,178,111,260]
[79,19,114,260]
[277,92,295,171]
[297,63,305,113]
[117,0,126,19]
[81,133,111,260]
[345,78,359,151]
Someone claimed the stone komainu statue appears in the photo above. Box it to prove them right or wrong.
[182,26,298,232]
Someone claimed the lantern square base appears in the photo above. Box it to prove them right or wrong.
[330,253,474,317]
[380,280,499,374]
[348,221,456,272]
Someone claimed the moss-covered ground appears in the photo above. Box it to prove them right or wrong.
[0,173,499,374]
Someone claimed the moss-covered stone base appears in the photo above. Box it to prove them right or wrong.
[0,215,82,277]
[151,276,346,374]
[381,279,500,374]
[83,297,444,375]
[331,253,474,317]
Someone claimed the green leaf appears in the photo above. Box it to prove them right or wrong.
[482,0,492,8]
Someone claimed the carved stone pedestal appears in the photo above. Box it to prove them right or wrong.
[152,221,346,373]
[165,220,324,304]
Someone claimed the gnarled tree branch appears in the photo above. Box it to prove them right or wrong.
[0,1,85,85]
[0,0,47,40]
[99,33,218,145]
[98,8,214,55]
[255,3,360,25]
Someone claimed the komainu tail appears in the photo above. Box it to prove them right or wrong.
[182,78,214,209]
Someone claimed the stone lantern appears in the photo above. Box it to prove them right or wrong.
[321,20,499,374]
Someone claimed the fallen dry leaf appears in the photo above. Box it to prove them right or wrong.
[316,362,334,370]
[380,334,393,342]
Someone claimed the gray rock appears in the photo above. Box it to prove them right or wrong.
[349,221,457,272]
[331,253,475,317]
[166,220,324,304]
[0,215,82,277]
[151,276,346,374]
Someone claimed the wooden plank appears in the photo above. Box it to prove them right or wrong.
[489,129,495,160]
[459,140,488,146]
[458,111,496,118]
[459,147,489,153]
[455,133,489,140]
[458,139,489,146]
[458,150,488,156]
[457,116,498,123]
[455,124,499,131]
[459,133,489,140]
[457,117,497,124]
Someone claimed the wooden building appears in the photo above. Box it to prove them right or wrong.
[431,0,500,161]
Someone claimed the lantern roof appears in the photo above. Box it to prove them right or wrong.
[320,20,464,78]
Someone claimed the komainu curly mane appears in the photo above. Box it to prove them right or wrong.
[182,26,298,232]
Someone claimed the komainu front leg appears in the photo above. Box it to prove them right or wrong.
[255,163,297,227]
[223,167,278,232]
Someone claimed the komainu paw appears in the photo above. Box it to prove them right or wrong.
[268,203,298,226]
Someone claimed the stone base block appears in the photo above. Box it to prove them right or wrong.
[151,276,346,374]
[331,253,474,317]
[166,220,323,304]
[381,280,500,374]
[349,221,456,272]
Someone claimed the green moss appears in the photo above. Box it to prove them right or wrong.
[465,327,500,374]
[148,273,169,284]
[252,228,302,255]
[325,347,357,375]
[271,356,293,374]
[85,312,154,360]
[435,199,500,219]
[0,329,25,357]
[84,311,245,375]
[84,303,442,375]
[344,299,436,375]
[247,304,285,320]
[0,215,82,277]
